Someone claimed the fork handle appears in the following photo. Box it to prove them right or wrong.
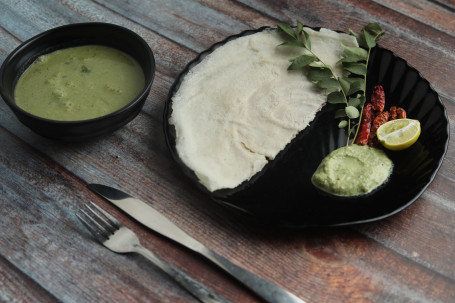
[133,244,231,303]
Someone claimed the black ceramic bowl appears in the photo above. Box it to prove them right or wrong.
[0,22,155,141]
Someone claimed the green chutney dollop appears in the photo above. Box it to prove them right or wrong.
[311,144,393,197]
[14,45,145,121]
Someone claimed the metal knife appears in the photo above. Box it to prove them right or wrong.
[88,184,306,303]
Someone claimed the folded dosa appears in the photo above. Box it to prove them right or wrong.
[170,28,358,191]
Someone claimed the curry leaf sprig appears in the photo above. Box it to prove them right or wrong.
[277,21,384,145]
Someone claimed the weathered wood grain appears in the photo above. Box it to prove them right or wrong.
[432,0,455,11]
[0,255,58,303]
[373,0,455,36]
[95,0,252,53]
[0,0,454,302]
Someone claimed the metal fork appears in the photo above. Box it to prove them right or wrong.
[77,202,231,303]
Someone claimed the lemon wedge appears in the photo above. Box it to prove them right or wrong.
[377,119,421,151]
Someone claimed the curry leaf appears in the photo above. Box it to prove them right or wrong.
[338,77,351,95]
[343,62,367,76]
[342,44,368,60]
[277,23,296,39]
[363,29,376,48]
[296,20,303,40]
[316,78,340,89]
[338,120,348,128]
[345,106,360,119]
[347,79,365,95]
[308,68,332,81]
[349,29,368,48]
[364,23,385,42]
[327,91,345,104]
[288,54,317,70]
[348,97,361,107]
[364,22,383,33]
[303,30,311,50]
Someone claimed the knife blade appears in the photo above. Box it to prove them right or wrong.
[88,183,306,303]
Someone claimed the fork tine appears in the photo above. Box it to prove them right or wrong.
[76,210,106,240]
[77,202,121,242]
[88,202,122,231]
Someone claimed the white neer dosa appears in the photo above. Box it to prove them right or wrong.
[170,28,358,191]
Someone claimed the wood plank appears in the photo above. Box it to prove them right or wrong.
[0,1,86,40]
[371,0,455,36]
[93,0,251,52]
[356,180,455,280]
[432,0,455,11]
[436,97,455,182]
[0,255,58,303]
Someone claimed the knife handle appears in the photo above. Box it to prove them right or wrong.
[197,246,306,303]
[134,244,232,303]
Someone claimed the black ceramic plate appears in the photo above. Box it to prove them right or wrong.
[164,27,450,228]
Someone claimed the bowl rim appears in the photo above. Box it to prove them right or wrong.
[0,22,155,126]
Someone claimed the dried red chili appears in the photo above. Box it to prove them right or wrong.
[389,106,397,120]
[355,103,375,145]
[396,107,406,119]
[371,85,385,112]
[369,111,390,146]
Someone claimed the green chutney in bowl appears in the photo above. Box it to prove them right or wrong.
[15,45,145,121]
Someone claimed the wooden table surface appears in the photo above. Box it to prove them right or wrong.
[1,1,454,302]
